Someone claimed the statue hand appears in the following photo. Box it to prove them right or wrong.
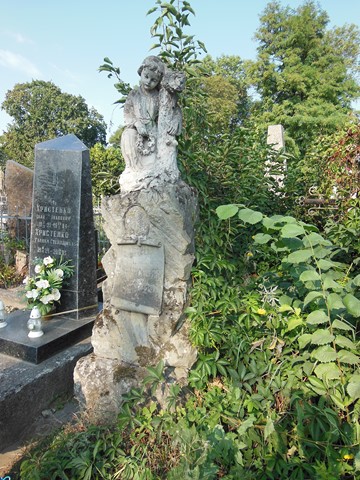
[136,122,148,136]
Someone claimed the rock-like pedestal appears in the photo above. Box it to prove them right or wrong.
[74,57,198,423]
[74,180,197,422]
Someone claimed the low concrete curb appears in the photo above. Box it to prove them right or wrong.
[0,339,92,452]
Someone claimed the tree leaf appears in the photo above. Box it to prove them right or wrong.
[317,259,336,271]
[307,376,327,395]
[280,223,305,238]
[323,276,342,291]
[216,204,238,220]
[327,293,345,311]
[253,233,272,244]
[314,362,341,380]
[298,333,312,349]
[278,304,293,312]
[346,374,360,400]
[335,335,357,350]
[299,269,321,282]
[343,294,360,318]
[338,350,360,365]
[306,310,329,325]
[285,249,313,264]
[303,232,331,247]
[238,208,263,224]
[311,329,335,345]
[352,274,360,287]
[332,319,354,331]
[304,291,323,306]
[287,316,303,331]
[312,346,337,363]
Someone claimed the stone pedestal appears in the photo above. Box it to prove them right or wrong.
[74,180,198,422]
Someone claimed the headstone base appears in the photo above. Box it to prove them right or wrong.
[0,309,95,364]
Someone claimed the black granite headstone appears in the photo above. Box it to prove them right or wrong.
[30,134,97,319]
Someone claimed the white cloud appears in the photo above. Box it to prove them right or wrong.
[1,29,34,45]
[0,49,41,77]
[12,32,32,44]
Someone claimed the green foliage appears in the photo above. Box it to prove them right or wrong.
[1,80,107,168]
[89,143,125,198]
[247,0,360,155]
[147,0,207,71]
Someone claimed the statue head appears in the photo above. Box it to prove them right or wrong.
[137,56,165,91]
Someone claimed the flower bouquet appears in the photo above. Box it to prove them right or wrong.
[23,256,74,316]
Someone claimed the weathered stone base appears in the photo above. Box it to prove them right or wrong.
[74,179,198,421]
[74,354,143,424]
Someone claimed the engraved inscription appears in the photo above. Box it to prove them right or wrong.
[33,202,75,256]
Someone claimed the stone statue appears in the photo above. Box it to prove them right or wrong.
[119,56,186,191]
[74,56,198,423]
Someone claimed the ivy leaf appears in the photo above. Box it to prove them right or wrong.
[299,270,321,282]
[280,223,305,238]
[338,350,360,365]
[285,249,313,264]
[264,417,275,440]
[335,335,357,350]
[216,204,239,220]
[238,208,263,225]
[314,362,341,380]
[237,415,256,436]
[311,329,335,345]
[304,291,323,307]
[347,375,360,400]
[311,345,337,363]
[343,294,360,318]
[306,310,329,325]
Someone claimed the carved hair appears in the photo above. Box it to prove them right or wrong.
[137,56,165,80]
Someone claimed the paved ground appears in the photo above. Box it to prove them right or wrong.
[0,397,79,476]
[0,285,27,311]
[0,286,88,476]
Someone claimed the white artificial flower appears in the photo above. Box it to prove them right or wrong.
[34,264,42,273]
[54,268,64,279]
[26,289,39,299]
[43,256,54,266]
[52,289,61,301]
[35,279,50,289]
[40,294,54,305]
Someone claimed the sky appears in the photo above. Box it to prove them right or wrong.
[1,0,359,141]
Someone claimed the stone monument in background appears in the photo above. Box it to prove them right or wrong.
[266,124,286,191]
[30,134,98,319]
[74,56,198,422]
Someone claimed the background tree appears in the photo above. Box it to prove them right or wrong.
[1,80,107,168]
[201,54,251,129]
[89,143,124,198]
[247,0,360,155]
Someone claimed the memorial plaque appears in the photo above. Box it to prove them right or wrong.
[30,134,97,319]
[111,243,164,315]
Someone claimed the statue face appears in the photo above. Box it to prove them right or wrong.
[140,67,161,91]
